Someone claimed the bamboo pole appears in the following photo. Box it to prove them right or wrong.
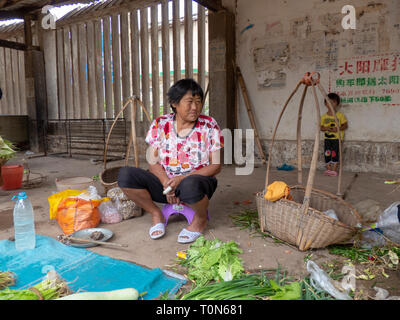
[236,66,267,164]
[296,85,308,185]
[316,83,343,197]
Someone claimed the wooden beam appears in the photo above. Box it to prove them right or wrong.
[0,10,24,20]
[0,39,27,51]
[193,0,223,12]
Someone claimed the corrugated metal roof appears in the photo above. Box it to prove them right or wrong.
[0,0,92,12]
[0,0,200,36]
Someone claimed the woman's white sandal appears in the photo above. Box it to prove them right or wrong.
[177,228,202,244]
[149,223,165,239]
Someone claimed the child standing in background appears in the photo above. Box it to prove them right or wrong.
[320,93,348,177]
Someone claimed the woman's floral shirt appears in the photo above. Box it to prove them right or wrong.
[145,113,224,178]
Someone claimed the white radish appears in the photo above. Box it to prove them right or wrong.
[57,288,139,300]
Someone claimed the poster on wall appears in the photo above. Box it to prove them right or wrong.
[329,52,400,106]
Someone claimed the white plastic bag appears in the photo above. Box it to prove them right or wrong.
[107,187,142,220]
[373,287,400,300]
[306,260,352,300]
[98,200,123,224]
[76,186,102,201]
[323,209,339,221]
[361,201,400,247]
[340,265,356,292]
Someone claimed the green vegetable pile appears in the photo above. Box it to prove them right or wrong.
[0,270,71,300]
[328,244,400,264]
[0,136,17,161]
[178,236,244,286]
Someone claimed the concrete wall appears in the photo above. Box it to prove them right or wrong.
[228,0,400,173]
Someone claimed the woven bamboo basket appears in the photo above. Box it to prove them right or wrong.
[255,72,362,251]
[100,97,151,194]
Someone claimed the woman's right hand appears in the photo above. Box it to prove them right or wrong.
[162,178,180,204]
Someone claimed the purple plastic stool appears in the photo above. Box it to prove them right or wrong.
[162,203,209,226]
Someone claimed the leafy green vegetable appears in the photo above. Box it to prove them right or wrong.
[269,280,301,300]
[0,273,71,300]
[178,236,244,286]
[0,136,17,161]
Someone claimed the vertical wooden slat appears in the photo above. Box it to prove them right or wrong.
[56,29,66,119]
[172,0,181,83]
[151,4,160,119]
[184,0,193,79]
[17,35,27,116]
[94,19,105,119]
[78,23,89,119]
[71,24,81,119]
[103,16,114,118]
[5,48,14,114]
[11,42,21,115]
[120,11,131,120]
[0,47,7,114]
[130,10,141,121]
[63,26,74,119]
[161,0,171,115]
[86,20,97,119]
[111,14,122,118]
[140,7,150,120]
[197,4,206,90]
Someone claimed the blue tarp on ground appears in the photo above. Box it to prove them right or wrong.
[0,234,185,300]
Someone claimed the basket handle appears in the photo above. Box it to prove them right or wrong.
[265,80,303,189]
[103,97,152,171]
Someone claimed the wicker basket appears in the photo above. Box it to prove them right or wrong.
[256,72,362,251]
[100,97,151,194]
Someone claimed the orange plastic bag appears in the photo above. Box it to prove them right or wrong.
[56,197,101,235]
[264,181,293,202]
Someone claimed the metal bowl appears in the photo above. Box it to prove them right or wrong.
[69,228,114,248]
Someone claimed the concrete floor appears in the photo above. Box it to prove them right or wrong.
[1,153,399,280]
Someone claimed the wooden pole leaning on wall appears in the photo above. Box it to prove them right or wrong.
[235,65,267,164]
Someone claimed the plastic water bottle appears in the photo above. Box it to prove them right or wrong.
[12,192,36,251]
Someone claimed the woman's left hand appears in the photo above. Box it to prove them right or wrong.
[166,176,184,192]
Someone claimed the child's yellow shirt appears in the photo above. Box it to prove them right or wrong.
[320,112,347,140]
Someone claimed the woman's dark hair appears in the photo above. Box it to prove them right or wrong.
[167,78,204,113]
[324,92,341,106]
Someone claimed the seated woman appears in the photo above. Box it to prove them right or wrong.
[118,79,223,243]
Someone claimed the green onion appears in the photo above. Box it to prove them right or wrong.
[181,274,276,300]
